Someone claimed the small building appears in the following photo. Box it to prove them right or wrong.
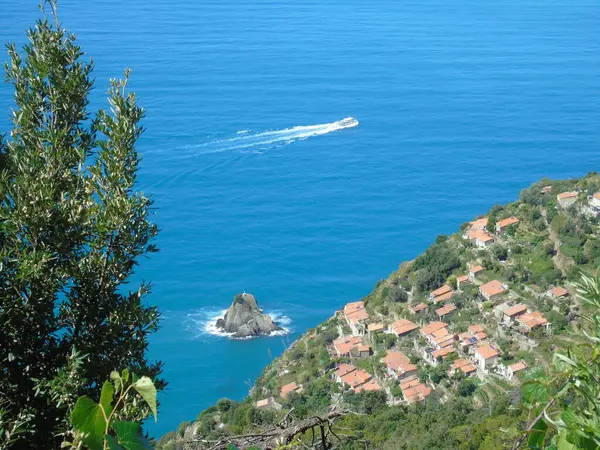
[457,325,487,353]
[383,351,418,380]
[256,397,282,410]
[457,275,470,289]
[541,185,552,194]
[517,311,549,333]
[496,217,520,233]
[433,291,455,304]
[420,321,449,339]
[400,376,432,404]
[470,217,488,231]
[474,344,500,371]
[557,191,578,209]
[333,336,371,358]
[343,301,369,335]
[367,323,385,340]
[448,358,477,377]
[389,318,419,337]
[502,304,529,325]
[354,378,382,392]
[426,346,456,365]
[479,280,507,301]
[340,369,372,390]
[590,192,600,210]
[501,360,528,381]
[550,286,569,299]
[333,363,356,382]
[429,284,453,301]
[280,382,302,399]
[469,265,485,280]
[436,303,457,320]
[410,303,428,314]
[466,229,494,248]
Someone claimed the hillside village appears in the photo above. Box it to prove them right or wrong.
[159,174,600,448]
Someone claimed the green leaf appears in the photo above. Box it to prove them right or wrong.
[100,381,115,417]
[121,369,130,384]
[132,376,157,421]
[522,381,550,405]
[556,429,575,450]
[71,396,107,450]
[106,435,126,450]
[554,353,577,368]
[111,370,123,394]
[111,421,153,450]
[528,417,548,449]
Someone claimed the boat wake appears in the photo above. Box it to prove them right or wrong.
[188,117,359,155]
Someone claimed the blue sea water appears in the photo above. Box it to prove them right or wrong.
[2,0,600,437]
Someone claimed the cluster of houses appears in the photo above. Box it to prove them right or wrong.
[333,363,382,393]
[256,194,585,411]
[464,216,520,248]
[555,187,600,217]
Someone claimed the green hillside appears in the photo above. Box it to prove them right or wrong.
[159,174,600,450]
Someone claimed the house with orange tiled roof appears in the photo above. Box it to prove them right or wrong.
[436,303,457,320]
[340,369,372,390]
[469,265,485,280]
[333,363,356,382]
[428,284,452,301]
[457,275,470,290]
[590,192,600,210]
[448,358,477,377]
[256,397,282,410]
[410,303,428,314]
[420,321,448,339]
[332,336,371,358]
[457,325,487,353]
[367,323,385,340]
[517,311,550,333]
[389,318,418,337]
[343,301,369,335]
[496,217,520,233]
[382,351,418,380]
[425,346,456,366]
[280,382,302,398]
[550,286,569,298]
[466,229,494,248]
[433,290,455,304]
[500,360,528,381]
[400,375,432,404]
[557,191,578,209]
[479,280,507,301]
[470,217,488,231]
[474,344,500,371]
[354,378,382,393]
[502,303,528,325]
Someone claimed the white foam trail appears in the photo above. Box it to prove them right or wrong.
[189,117,359,155]
[187,308,292,339]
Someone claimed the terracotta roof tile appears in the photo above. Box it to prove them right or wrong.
[480,280,507,297]
[390,319,418,336]
[475,344,500,360]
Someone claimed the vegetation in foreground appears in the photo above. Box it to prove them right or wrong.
[0,5,161,449]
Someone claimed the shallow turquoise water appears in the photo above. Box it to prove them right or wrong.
[2,0,600,437]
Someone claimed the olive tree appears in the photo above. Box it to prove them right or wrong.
[0,8,163,448]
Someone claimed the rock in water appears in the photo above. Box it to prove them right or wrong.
[216,293,283,338]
